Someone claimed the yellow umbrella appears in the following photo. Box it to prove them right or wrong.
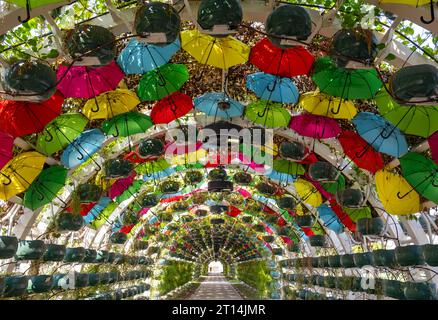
[169,149,208,166]
[375,170,421,215]
[0,152,46,201]
[294,178,323,207]
[299,91,357,120]
[82,89,140,120]
[181,29,250,69]
[379,0,430,5]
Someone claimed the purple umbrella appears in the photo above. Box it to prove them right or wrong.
[429,131,438,164]
[108,173,136,200]
[289,114,341,138]
[0,132,14,170]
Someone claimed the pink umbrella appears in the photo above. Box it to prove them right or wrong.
[429,131,438,164]
[57,61,125,99]
[108,172,136,199]
[290,113,341,139]
[0,132,14,170]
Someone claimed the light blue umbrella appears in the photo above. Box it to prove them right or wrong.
[83,197,112,224]
[246,72,299,104]
[266,169,297,186]
[194,92,244,119]
[352,112,408,158]
[142,167,175,182]
[317,204,343,234]
[61,129,106,169]
[117,38,180,75]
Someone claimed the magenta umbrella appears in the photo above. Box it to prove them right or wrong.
[289,113,341,139]
[108,172,136,199]
[56,61,125,99]
[429,131,438,164]
[0,132,14,170]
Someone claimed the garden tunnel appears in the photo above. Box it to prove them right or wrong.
[0,0,437,301]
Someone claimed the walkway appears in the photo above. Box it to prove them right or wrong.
[188,274,244,300]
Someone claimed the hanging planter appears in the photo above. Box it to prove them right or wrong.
[373,249,397,267]
[277,197,296,210]
[353,252,374,267]
[141,194,159,208]
[295,215,314,227]
[210,205,228,214]
[77,184,102,203]
[65,24,116,66]
[309,235,326,247]
[42,244,66,262]
[63,247,86,263]
[170,200,189,212]
[225,192,244,206]
[356,217,384,235]
[233,172,252,185]
[114,253,125,265]
[211,218,225,225]
[279,141,307,161]
[160,180,181,194]
[15,240,46,261]
[0,236,18,259]
[404,282,437,300]
[88,273,100,286]
[52,274,69,290]
[107,252,116,263]
[108,272,119,284]
[3,276,29,297]
[287,243,299,253]
[55,212,84,232]
[208,167,228,181]
[137,138,164,158]
[184,170,204,185]
[197,0,242,33]
[99,273,110,285]
[105,159,133,179]
[74,273,89,288]
[192,192,208,205]
[323,276,337,289]
[395,245,425,266]
[328,255,341,268]
[110,232,128,244]
[194,209,208,217]
[422,244,438,266]
[336,189,365,208]
[27,275,53,294]
[208,180,233,192]
[121,210,139,225]
[308,162,339,182]
[83,249,97,263]
[263,235,275,243]
[340,254,355,268]
[255,182,277,196]
[382,279,406,300]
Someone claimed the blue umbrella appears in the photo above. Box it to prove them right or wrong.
[246,72,299,104]
[117,38,180,75]
[266,169,297,186]
[317,204,343,234]
[194,92,244,119]
[352,112,408,158]
[61,129,106,169]
[83,197,112,224]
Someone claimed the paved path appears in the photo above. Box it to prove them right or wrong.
[188,274,244,300]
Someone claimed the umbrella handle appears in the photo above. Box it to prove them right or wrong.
[420,0,435,24]
[35,188,46,201]
[380,128,393,139]
[257,107,268,118]
[91,101,100,113]
[170,102,177,113]
[396,190,412,199]
[44,129,54,142]
[112,123,120,138]
[330,100,342,115]
[267,81,277,93]
[0,172,11,185]
[157,72,167,87]
[18,0,31,23]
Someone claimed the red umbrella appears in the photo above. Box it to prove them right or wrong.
[150,92,193,124]
[226,206,241,217]
[0,132,14,170]
[65,202,97,216]
[249,37,315,77]
[290,114,341,139]
[0,91,63,137]
[338,130,384,174]
[428,131,438,164]
[124,151,149,164]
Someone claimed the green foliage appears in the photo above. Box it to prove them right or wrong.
[236,260,272,299]
[158,260,194,295]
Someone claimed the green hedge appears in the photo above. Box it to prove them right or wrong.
[236,260,272,299]
[158,261,193,295]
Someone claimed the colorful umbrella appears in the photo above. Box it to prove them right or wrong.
[56,61,124,99]
[108,173,136,200]
[352,112,408,158]
[150,92,193,124]
[181,29,250,69]
[399,152,438,204]
[23,165,68,210]
[374,90,438,138]
[375,170,421,215]
[312,57,382,100]
[299,91,357,120]
[317,204,343,234]
[194,92,244,119]
[0,151,46,200]
[290,114,341,138]
[60,129,106,169]
[246,72,299,104]
[429,131,438,164]
[273,159,305,176]
[294,178,323,207]
[338,130,385,174]
[82,89,140,120]
[0,91,63,137]
[102,112,153,137]
[117,38,180,74]
[36,113,89,156]
[0,132,14,170]
[245,101,291,128]
[137,64,189,101]
[344,206,372,222]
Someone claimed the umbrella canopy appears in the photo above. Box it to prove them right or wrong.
[246,72,299,104]
[60,129,106,169]
[194,92,244,119]
[0,151,46,201]
[352,112,408,158]
[294,178,323,207]
[102,112,153,137]
[399,152,438,204]
[379,0,429,5]
[56,61,125,99]
[150,92,194,124]
[36,113,89,156]
[108,173,136,200]
[117,38,180,74]
[375,170,420,215]
[429,131,438,164]
[82,89,140,120]
[312,57,382,99]
[23,165,68,210]
[317,204,343,234]
[0,132,14,170]
[272,159,305,176]
[0,91,63,137]
[290,114,341,138]
[137,64,189,101]
[374,90,438,138]
[338,130,384,174]
[245,101,291,128]
[299,91,357,120]
[181,29,250,69]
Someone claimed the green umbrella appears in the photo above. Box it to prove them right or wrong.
[102,112,153,137]
[312,56,382,100]
[245,100,291,128]
[36,113,88,155]
[23,166,68,210]
[374,90,438,138]
[320,174,345,195]
[273,159,305,175]
[135,158,171,175]
[399,152,438,204]
[4,0,64,8]
[343,207,371,222]
[137,64,189,101]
